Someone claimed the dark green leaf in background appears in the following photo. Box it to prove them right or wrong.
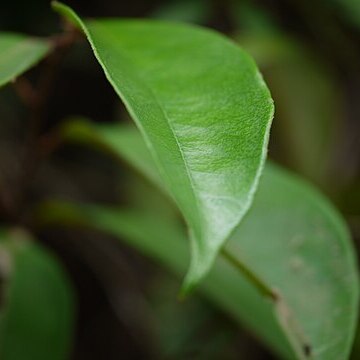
[53,2,274,293]
[0,229,75,360]
[56,120,359,359]
[38,162,359,359]
[0,33,50,88]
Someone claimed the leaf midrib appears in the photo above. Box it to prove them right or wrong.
[84,20,205,241]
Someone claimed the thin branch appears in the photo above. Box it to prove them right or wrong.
[14,27,80,218]
[12,77,39,109]
[0,175,17,222]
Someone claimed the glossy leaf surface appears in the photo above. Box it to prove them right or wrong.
[0,33,50,88]
[0,229,75,360]
[53,2,274,292]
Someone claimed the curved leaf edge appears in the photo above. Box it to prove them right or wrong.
[52,1,274,294]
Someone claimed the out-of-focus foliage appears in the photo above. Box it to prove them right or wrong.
[37,162,359,359]
[0,0,359,359]
[0,229,75,360]
[331,0,360,28]
[0,33,50,88]
[152,0,209,24]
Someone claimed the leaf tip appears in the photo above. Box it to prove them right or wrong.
[51,1,64,12]
[178,278,196,300]
[51,1,84,31]
[179,260,208,298]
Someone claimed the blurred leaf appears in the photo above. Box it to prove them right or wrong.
[53,2,274,293]
[148,275,240,359]
[151,0,209,24]
[58,119,359,358]
[0,33,50,88]
[238,32,342,186]
[37,161,359,360]
[330,0,360,28]
[0,229,75,360]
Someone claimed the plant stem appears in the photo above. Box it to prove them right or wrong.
[14,28,79,219]
[12,77,39,108]
[221,247,278,301]
[0,175,17,223]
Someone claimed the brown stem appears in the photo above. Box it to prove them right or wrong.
[12,77,39,109]
[0,176,17,223]
[14,28,80,219]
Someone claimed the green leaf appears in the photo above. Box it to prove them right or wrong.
[37,161,359,359]
[53,2,274,292]
[0,33,50,88]
[0,229,75,360]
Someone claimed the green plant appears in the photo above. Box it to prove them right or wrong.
[0,2,358,359]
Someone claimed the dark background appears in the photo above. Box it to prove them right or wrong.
[0,0,359,358]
